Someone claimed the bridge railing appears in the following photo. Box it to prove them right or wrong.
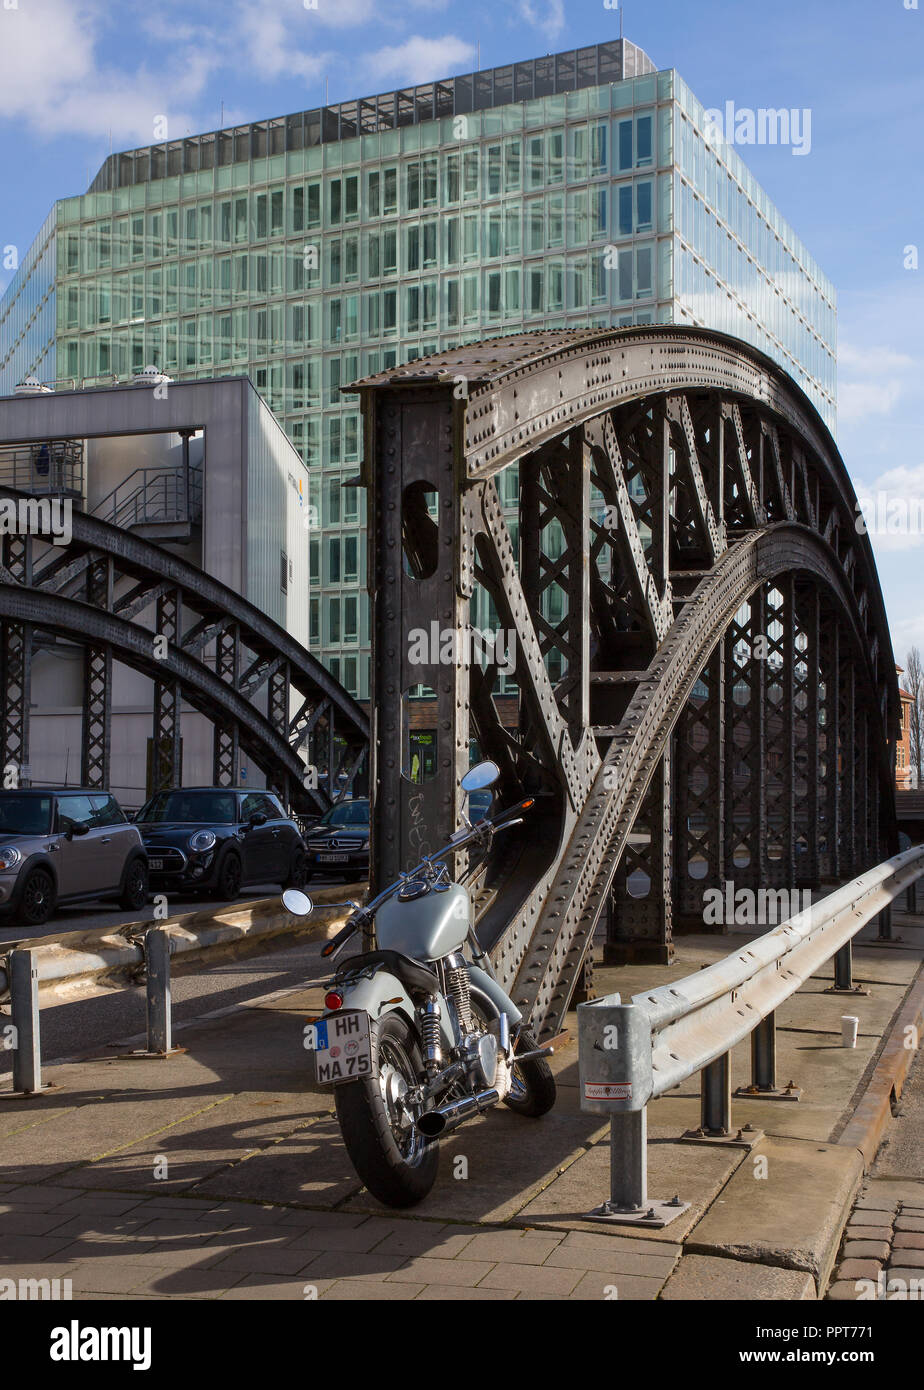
[0,884,360,1096]
[578,846,924,1228]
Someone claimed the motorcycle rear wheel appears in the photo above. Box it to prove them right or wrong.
[335,1011,439,1208]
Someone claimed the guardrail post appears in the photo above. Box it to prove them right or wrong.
[10,949,43,1095]
[701,1052,731,1135]
[751,1013,776,1091]
[734,1013,803,1102]
[875,904,895,942]
[907,882,917,915]
[145,928,173,1055]
[578,997,689,1228]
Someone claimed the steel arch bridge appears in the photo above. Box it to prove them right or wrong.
[354,325,899,1040]
[0,499,368,814]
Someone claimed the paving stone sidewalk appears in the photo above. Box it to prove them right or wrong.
[0,1182,680,1300]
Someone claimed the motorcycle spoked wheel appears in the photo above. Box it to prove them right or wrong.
[467,1001,557,1118]
[504,1027,557,1117]
[335,1010,439,1208]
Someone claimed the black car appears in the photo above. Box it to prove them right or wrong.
[135,787,307,899]
[304,798,369,881]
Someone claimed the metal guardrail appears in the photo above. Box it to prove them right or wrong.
[577,847,924,1228]
[1,885,360,1096]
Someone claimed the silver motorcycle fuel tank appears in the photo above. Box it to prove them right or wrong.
[375,883,470,962]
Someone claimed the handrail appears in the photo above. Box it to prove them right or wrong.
[93,463,203,529]
[576,847,924,1226]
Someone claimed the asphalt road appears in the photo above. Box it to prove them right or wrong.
[0,875,356,1078]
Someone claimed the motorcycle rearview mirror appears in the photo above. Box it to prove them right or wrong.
[282,888,314,917]
[460,760,500,794]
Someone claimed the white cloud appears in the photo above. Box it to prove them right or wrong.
[837,338,918,425]
[236,5,331,82]
[370,35,476,84]
[0,0,208,141]
[517,0,565,42]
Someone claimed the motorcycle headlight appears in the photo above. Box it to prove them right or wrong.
[189,829,217,853]
[0,847,21,872]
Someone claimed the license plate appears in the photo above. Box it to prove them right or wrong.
[318,853,349,863]
[149,858,164,870]
[311,1010,372,1084]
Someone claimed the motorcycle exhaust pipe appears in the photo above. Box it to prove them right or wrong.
[416,1087,499,1139]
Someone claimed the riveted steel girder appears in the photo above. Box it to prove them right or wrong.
[0,492,368,812]
[354,327,899,1038]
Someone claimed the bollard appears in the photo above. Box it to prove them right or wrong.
[701,1051,731,1135]
[10,949,42,1095]
[145,928,173,1055]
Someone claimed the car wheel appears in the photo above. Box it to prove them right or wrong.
[212,851,242,901]
[119,857,149,911]
[16,867,56,927]
[282,848,307,890]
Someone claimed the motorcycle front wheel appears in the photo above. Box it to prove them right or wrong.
[503,1028,557,1117]
[335,1011,439,1208]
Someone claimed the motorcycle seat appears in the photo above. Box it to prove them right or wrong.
[335,949,439,999]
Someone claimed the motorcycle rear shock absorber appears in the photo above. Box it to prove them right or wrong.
[421,998,442,1074]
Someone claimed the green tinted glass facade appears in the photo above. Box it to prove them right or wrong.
[0,41,836,702]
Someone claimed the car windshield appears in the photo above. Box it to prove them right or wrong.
[319,799,369,828]
[139,791,238,824]
[0,795,54,835]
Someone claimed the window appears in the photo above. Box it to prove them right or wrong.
[327,537,341,583]
[57,795,95,831]
[344,535,358,584]
[280,550,288,594]
[636,114,653,167]
[89,795,125,828]
[618,119,633,172]
[344,594,358,643]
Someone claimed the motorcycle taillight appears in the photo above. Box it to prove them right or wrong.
[324,990,345,1011]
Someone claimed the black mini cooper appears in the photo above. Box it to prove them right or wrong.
[135,787,307,899]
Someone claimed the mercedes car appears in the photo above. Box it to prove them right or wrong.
[303,797,369,881]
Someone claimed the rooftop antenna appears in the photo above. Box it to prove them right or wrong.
[326,75,330,106]
[220,99,224,128]
[477,39,481,71]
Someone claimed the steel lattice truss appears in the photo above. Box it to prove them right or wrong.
[0,501,368,813]
[355,326,898,1039]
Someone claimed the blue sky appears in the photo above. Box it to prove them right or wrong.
[0,0,922,661]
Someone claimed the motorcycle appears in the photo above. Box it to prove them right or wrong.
[283,760,556,1208]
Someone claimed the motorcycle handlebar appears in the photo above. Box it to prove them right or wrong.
[325,794,537,933]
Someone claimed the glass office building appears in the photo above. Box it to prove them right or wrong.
[0,39,837,703]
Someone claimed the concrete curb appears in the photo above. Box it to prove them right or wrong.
[837,965,924,1169]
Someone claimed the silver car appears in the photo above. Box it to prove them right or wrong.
[0,789,149,928]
